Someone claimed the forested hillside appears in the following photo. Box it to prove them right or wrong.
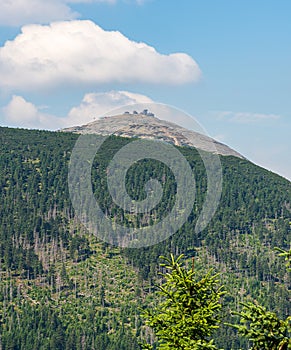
[0,126,290,349]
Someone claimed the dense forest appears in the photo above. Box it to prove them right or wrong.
[0,126,290,349]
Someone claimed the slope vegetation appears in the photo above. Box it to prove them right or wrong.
[0,127,290,349]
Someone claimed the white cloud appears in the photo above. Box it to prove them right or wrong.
[0,20,201,90]
[0,0,116,27]
[214,111,281,123]
[0,0,151,27]
[2,90,154,129]
[231,112,280,123]
[0,0,76,26]
[67,90,154,126]
[2,95,58,129]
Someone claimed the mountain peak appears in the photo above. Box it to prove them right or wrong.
[62,111,243,158]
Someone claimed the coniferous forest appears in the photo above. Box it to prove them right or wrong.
[0,126,290,349]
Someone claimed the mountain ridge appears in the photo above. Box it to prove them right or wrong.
[62,112,244,159]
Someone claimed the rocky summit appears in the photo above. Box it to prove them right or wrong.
[62,111,243,158]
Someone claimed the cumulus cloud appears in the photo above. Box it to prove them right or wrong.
[67,90,153,126]
[0,0,76,26]
[0,0,116,27]
[0,0,152,27]
[2,95,58,129]
[2,90,154,129]
[214,111,281,123]
[0,20,201,90]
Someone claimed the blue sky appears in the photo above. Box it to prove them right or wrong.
[0,0,290,180]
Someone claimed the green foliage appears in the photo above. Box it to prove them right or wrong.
[0,239,145,350]
[230,302,291,350]
[141,254,225,349]
[275,247,291,271]
[0,126,290,349]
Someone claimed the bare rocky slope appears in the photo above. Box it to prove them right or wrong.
[62,111,243,158]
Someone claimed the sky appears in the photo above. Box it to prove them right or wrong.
[0,0,290,180]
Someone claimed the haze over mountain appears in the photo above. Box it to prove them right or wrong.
[62,111,243,159]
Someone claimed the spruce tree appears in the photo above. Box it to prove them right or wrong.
[141,254,225,349]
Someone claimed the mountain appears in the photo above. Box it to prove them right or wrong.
[62,111,243,158]
[0,126,290,349]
